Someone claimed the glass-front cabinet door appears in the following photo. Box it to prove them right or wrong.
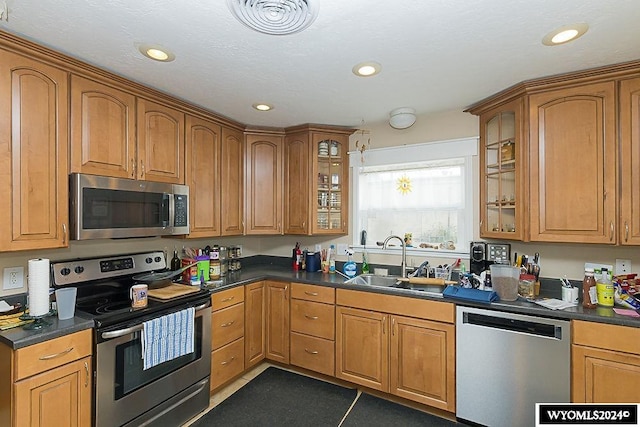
[312,133,348,234]
[479,98,525,240]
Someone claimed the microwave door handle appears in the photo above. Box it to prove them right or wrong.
[162,193,171,227]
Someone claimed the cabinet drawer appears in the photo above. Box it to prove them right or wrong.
[211,286,245,311]
[211,338,245,391]
[212,303,245,350]
[14,329,92,381]
[573,320,640,355]
[291,299,335,340]
[290,332,335,377]
[291,283,335,304]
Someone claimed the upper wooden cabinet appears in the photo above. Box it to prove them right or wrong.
[221,126,245,236]
[478,99,525,240]
[185,115,221,238]
[529,81,617,243]
[0,51,69,251]
[136,98,185,184]
[70,75,136,179]
[469,61,640,244]
[245,132,283,235]
[71,77,185,184]
[283,126,353,235]
[620,77,640,245]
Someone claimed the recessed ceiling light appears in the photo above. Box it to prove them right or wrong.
[352,62,381,77]
[253,103,273,111]
[542,23,589,46]
[137,44,176,62]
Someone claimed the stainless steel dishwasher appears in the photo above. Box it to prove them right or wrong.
[456,306,570,427]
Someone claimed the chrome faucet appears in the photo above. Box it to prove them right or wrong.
[382,235,408,278]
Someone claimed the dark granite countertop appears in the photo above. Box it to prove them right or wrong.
[2,257,637,350]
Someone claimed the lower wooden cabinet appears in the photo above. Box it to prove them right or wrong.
[290,332,335,377]
[572,320,640,403]
[245,281,266,368]
[335,289,456,412]
[0,329,93,427]
[266,281,290,364]
[211,287,245,391]
[211,338,245,391]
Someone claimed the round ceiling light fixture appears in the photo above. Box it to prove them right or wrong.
[227,0,319,35]
[137,44,175,62]
[542,23,589,46]
[253,103,273,111]
[389,108,417,130]
[352,61,382,77]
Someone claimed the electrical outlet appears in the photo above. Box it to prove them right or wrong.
[615,259,632,275]
[3,266,24,290]
[337,244,348,256]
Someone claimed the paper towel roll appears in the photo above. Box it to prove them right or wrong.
[28,258,50,316]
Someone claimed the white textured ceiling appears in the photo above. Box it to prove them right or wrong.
[1,0,639,128]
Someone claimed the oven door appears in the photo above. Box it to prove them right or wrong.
[95,301,211,427]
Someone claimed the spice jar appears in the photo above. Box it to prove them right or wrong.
[582,268,597,308]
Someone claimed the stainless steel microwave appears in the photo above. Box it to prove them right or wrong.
[70,173,189,240]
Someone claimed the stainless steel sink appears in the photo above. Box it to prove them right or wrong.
[345,274,401,287]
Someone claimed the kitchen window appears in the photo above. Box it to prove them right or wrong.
[350,137,477,258]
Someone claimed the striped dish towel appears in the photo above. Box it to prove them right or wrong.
[141,307,195,370]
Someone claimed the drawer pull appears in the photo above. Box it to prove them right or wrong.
[304,314,319,320]
[220,321,235,327]
[304,291,319,296]
[221,356,235,365]
[221,296,235,302]
[39,347,73,360]
[304,348,319,355]
[84,361,89,387]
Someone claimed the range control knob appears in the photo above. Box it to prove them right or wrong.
[60,267,71,276]
[145,257,153,264]
[74,266,84,274]
[154,256,162,263]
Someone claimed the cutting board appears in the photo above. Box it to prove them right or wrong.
[147,283,201,300]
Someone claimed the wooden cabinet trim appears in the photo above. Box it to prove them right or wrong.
[572,320,640,355]
[291,282,335,304]
[211,286,245,311]
[211,302,245,351]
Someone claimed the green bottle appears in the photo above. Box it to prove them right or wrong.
[362,250,370,274]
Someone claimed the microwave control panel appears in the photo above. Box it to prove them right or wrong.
[174,194,188,226]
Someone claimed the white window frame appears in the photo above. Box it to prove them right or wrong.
[349,137,478,260]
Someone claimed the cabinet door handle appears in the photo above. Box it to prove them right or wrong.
[131,158,136,177]
[610,221,614,242]
[140,160,145,177]
[62,223,67,245]
[221,296,235,302]
[284,285,288,300]
[382,316,386,335]
[304,314,319,320]
[39,347,73,360]
[625,221,629,242]
[84,361,89,387]
[221,356,235,365]
[304,291,319,296]
[220,320,235,327]
[304,348,319,355]
[392,317,395,336]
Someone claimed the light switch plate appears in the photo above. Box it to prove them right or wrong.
[3,266,24,290]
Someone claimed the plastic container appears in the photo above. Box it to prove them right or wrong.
[55,287,77,320]
[489,264,520,301]
[596,270,614,307]
[518,274,536,300]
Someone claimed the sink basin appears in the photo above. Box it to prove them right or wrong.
[345,274,401,287]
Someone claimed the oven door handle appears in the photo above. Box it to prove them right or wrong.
[101,302,210,340]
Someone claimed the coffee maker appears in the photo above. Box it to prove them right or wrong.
[469,242,511,274]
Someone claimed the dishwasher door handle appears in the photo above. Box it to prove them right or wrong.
[462,311,563,339]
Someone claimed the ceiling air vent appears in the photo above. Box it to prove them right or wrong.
[227,0,319,35]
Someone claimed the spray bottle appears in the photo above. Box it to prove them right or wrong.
[343,249,357,278]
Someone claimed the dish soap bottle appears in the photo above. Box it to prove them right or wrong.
[343,249,357,278]
[361,249,370,274]
[328,244,336,274]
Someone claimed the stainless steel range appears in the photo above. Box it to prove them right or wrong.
[51,251,211,427]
